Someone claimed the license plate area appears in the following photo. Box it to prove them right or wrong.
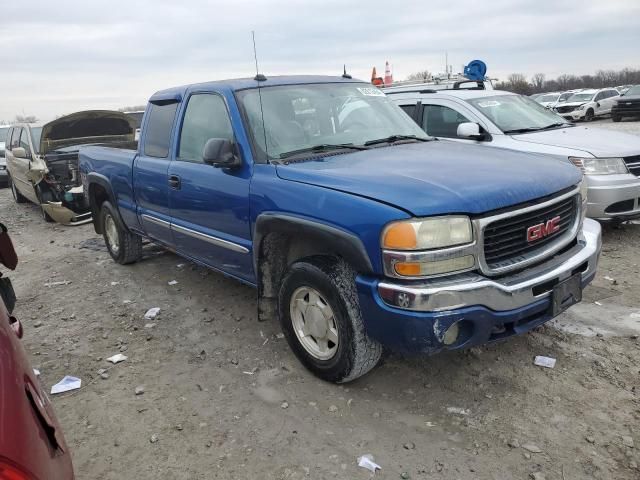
[551,273,582,316]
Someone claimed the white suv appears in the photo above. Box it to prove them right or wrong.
[387,87,640,221]
[554,88,619,121]
[0,126,9,186]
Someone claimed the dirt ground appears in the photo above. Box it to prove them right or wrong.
[3,122,640,480]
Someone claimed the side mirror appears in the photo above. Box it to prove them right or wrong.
[457,122,485,140]
[596,102,601,108]
[202,138,241,169]
[12,147,27,159]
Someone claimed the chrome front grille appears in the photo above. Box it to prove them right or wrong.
[478,192,580,275]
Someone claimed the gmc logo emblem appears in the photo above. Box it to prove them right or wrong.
[527,216,561,242]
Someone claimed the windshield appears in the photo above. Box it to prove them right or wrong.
[468,95,570,133]
[0,127,9,143]
[237,83,428,160]
[625,85,640,96]
[567,92,595,103]
[538,94,560,103]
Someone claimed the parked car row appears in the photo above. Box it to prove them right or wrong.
[532,85,640,122]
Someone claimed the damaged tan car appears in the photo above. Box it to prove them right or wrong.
[5,111,136,224]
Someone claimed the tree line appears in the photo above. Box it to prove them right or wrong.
[495,68,640,95]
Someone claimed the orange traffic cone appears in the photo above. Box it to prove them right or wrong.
[384,61,393,86]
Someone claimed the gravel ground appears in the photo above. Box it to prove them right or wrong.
[2,121,640,480]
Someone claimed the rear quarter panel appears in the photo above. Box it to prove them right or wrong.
[79,146,140,229]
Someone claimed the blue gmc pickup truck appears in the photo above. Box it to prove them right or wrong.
[79,75,601,382]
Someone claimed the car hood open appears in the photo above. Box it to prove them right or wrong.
[40,110,136,155]
[511,125,640,157]
[275,141,581,217]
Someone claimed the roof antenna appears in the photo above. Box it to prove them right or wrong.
[342,64,352,79]
[252,31,269,161]
[252,31,267,82]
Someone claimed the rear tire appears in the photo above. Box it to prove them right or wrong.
[612,115,621,123]
[278,256,382,383]
[100,201,142,265]
[584,109,595,122]
[9,176,27,204]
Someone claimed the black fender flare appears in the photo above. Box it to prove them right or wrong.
[253,213,374,275]
[85,172,123,234]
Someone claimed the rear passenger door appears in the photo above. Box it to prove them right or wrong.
[134,100,179,247]
[168,92,253,281]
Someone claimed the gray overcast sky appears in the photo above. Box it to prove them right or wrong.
[1,0,638,122]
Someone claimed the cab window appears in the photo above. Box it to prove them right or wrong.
[10,128,21,149]
[178,94,233,163]
[143,102,179,158]
[422,104,471,138]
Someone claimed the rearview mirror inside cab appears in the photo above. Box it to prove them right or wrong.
[457,122,485,140]
[203,138,241,169]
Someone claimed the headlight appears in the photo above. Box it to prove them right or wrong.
[569,157,628,175]
[382,216,473,250]
[576,104,586,111]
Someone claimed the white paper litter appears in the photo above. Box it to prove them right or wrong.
[446,407,470,415]
[44,280,71,287]
[110,281,120,286]
[534,355,556,368]
[144,307,161,319]
[168,280,178,286]
[107,353,128,364]
[594,301,602,306]
[357,454,381,473]
[33,368,40,376]
[51,376,81,394]
[176,263,185,268]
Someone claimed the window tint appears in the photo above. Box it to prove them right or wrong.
[594,92,604,101]
[422,105,471,138]
[399,104,417,120]
[179,94,233,162]
[19,129,31,155]
[143,102,179,158]
[5,128,13,146]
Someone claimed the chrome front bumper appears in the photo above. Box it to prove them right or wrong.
[377,218,601,312]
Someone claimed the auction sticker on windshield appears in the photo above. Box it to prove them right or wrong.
[477,100,501,108]
[357,87,385,97]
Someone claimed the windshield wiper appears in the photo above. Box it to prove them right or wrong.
[364,135,431,146]
[279,143,368,159]
[503,123,569,134]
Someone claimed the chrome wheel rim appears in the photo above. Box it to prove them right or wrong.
[290,286,339,360]
[104,214,120,255]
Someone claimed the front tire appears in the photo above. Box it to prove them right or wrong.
[585,109,595,122]
[278,256,382,383]
[612,115,621,123]
[9,176,27,204]
[100,201,142,265]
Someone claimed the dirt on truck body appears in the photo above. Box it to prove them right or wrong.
[5,110,136,225]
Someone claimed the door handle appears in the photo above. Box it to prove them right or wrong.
[168,175,181,190]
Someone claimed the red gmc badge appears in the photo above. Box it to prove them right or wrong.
[527,216,561,242]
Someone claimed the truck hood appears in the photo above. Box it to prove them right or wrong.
[275,141,581,217]
[511,125,640,157]
[40,110,136,155]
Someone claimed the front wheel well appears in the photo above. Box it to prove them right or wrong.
[256,232,348,322]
